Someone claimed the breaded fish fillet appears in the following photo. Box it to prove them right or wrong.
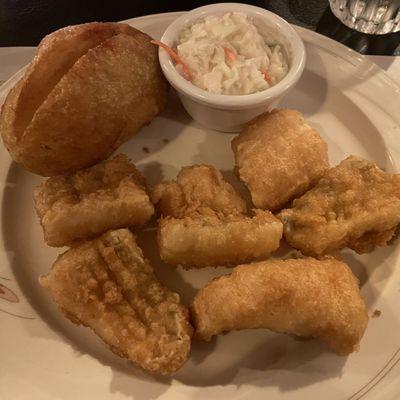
[232,109,329,211]
[191,257,368,355]
[158,209,283,268]
[153,165,282,268]
[152,164,246,218]
[278,156,400,256]
[34,155,154,247]
[40,229,192,375]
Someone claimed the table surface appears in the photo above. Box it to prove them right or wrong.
[0,0,398,55]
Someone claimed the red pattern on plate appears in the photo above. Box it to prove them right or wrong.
[0,283,19,303]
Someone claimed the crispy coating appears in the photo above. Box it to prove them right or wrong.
[153,165,282,268]
[191,257,368,355]
[158,209,283,268]
[0,22,168,176]
[39,229,192,375]
[152,164,246,218]
[232,109,329,211]
[34,154,154,247]
[278,156,400,256]
[1,22,131,152]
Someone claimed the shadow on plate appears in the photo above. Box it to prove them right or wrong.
[220,168,254,211]
[140,160,180,187]
[282,70,328,116]
[301,27,393,91]
[176,331,347,389]
[117,89,190,165]
[311,95,392,171]
[280,42,328,116]
[341,244,400,309]
[136,227,198,305]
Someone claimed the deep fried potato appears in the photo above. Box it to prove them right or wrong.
[34,155,154,247]
[278,156,400,256]
[158,210,283,268]
[191,257,368,355]
[40,229,192,375]
[1,23,133,152]
[0,22,168,176]
[232,109,329,211]
[152,164,246,218]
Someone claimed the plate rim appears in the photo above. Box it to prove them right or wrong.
[1,10,400,400]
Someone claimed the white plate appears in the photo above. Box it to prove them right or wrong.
[1,12,400,400]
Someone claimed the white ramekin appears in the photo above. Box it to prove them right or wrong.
[158,3,306,132]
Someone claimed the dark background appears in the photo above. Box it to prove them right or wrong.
[0,0,399,55]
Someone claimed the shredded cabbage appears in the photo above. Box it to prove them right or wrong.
[177,12,289,95]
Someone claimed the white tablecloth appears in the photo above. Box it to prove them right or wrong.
[0,47,398,85]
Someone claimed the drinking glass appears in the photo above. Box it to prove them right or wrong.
[329,0,400,34]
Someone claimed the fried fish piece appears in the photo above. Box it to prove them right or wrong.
[1,22,168,176]
[153,165,282,268]
[40,229,192,375]
[152,164,246,218]
[34,154,154,247]
[232,109,329,211]
[158,209,283,268]
[278,156,400,256]
[191,257,368,355]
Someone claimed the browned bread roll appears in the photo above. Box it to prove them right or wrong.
[0,22,168,176]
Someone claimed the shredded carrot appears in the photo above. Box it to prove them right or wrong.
[150,40,192,81]
[223,46,237,62]
[263,69,272,84]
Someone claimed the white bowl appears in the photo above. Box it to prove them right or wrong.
[158,2,306,132]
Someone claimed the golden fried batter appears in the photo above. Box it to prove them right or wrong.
[34,155,154,247]
[232,109,329,211]
[1,22,168,176]
[191,257,368,355]
[278,156,400,256]
[40,229,192,375]
[158,209,282,268]
[153,165,282,268]
[152,164,246,218]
